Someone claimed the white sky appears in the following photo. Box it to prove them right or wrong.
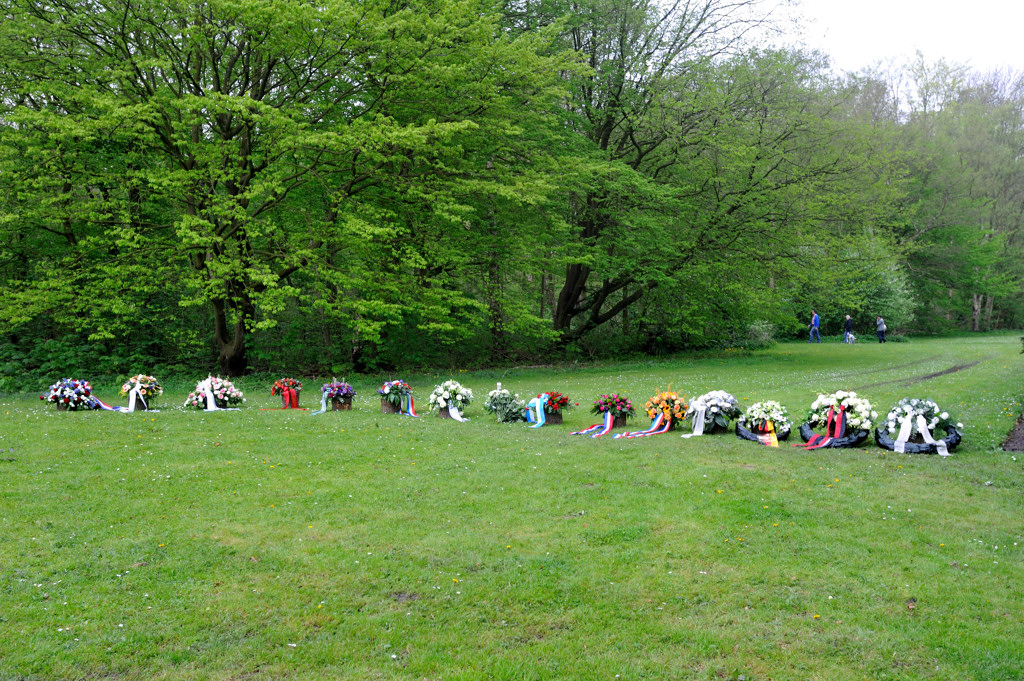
[792,0,1024,74]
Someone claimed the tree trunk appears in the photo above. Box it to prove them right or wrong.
[486,255,508,359]
[212,298,248,376]
[984,294,994,330]
[971,293,982,332]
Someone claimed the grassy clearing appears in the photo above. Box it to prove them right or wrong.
[1,335,1023,680]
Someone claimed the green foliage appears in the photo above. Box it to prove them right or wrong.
[0,2,1021,375]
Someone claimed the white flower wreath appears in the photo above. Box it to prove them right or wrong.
[484,387,525,422]
[428,380,473,411]
[806,390,876,432]
[883,398,963,437]
[738,400,792,436]
[685,390,741,428]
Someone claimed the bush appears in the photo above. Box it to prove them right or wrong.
[736,320,776,350]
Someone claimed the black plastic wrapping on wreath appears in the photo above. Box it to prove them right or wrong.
[736,423,791,443]
[874,425,961,454]
[797,423,869,448]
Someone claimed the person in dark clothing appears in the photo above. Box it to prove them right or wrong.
[808,309,821,343]
[843,315,854,343]
[876,315,887,343]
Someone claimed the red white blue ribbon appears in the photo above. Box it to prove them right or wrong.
[614,412,668,439]
[89,396,129,412]
[524,394,549,428]
[89,386,154,412]
[570,411,614,438]
[403,394,419,417]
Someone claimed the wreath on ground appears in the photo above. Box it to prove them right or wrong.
[736,400,792,444]
[645,391,688,427]
[378,380,412,407]
[591,393,635,420]
[41,378,96,411]
[874,398,963,454]
[120,375,163,404]
[484,386,525,423]
[797,391,875,448]
[541,391,573,415]
[428,380,473,413]
[271,378,302,395]
[323,381,355,400]
[185,377,245,409]
[684,390,740,433]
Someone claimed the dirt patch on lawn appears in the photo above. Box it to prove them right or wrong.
[1002,419,1024,452]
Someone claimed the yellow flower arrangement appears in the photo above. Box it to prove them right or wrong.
[645,390,688,421]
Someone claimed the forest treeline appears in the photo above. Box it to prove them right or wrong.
[1,0,1021,379]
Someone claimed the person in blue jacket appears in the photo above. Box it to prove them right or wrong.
[808,309,821,343]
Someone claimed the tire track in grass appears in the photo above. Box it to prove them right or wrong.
[852,358,990,390]
[785,357,938,387]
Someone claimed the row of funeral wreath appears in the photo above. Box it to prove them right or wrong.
[41,377,962,455]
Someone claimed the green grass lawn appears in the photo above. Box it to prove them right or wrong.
[2,335,1023,680]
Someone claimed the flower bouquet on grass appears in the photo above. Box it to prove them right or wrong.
[736,400,792,446]
[429,380,473,420]
[271,378,303,408]
[185,376,245,410]
[646,391,688,429]
[875,398,963,455]
[572,393,635,437]
[682,391,740,437]
[484,384,526,423]
[795,390,875,449]
[378,380,415,415]
[41,378,96,411]
[540,391,573,424]
[614,390,687,439]
[119,374,162,411]
[324,381,356,411]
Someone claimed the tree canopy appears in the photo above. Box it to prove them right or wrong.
[0,0,1020,379]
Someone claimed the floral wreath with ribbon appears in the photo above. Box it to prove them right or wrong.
[41,378,96,411]
[613,390,686,439]
[681,390,740,438]
[736,400,791,446]
[185,376,245,410]
[795,390,875,449]
[428,380,473,421]
[876,397,963,455]
[485,384,526,423]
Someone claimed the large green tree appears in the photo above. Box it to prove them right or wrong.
[0,0,567,374]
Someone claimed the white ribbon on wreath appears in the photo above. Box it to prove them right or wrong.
[448,404,469,422]
[681,407,706,439]
[126,386,156,412]
[202,380,239,411]
[893,414,949,456]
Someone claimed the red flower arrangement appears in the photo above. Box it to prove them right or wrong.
[541,391,573,415]
[271,378,302,395]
